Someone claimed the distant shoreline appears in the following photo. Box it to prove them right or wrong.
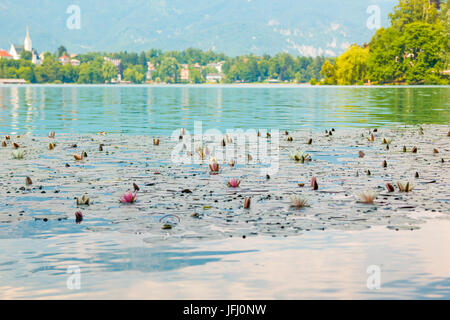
[1,83,449,88]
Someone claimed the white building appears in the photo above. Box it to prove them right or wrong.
[9,27,41,65]
[206,73,223,82]
[207,61,225,74]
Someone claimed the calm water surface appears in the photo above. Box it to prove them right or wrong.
[0,85,449,299]
[0,85,449,135]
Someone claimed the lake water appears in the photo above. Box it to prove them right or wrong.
[0,85,449,299]
[1,85,449,135]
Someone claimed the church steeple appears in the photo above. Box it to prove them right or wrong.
[24,26,32,52]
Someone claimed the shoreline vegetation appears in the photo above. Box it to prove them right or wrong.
[0,0,448,86]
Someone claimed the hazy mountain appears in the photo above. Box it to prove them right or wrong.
[0,0,396,57]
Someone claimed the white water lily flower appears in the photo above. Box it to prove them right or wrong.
[12,150,25,159]
[358,190,378,204]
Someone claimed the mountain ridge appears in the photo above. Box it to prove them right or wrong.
[0,0,396,56]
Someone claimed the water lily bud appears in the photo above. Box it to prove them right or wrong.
[244,197,251,209]
[75,211,83,224]
[386,183,395,192]
[311,177,318,190]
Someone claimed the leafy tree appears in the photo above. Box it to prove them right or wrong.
[157,57,179,83]
[401,21,446,83]
[389,0,439,30]
[102,62,117,83]
[20,50,32,61]
[34,56,62,83]
[57,45,68,57]
[123,65,145,83]
[335,45,370,85]
[439,0,450,68]
[188,66,202,83]
[367,27,404,83]
[77,58,104,84]
[138,52,147,67]
[61,64,79,83]
[320,60,337,84]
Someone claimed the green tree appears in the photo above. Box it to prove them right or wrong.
[102,62,117,83]
[34,56,62,83]
[401,21,446,83]
[138,52,147,67]
[17,66,34,82]
[320,60,337,84]
[188,66,202,83]
[20,50,32,61]
[335,45,370,85]
[157,57,179,83]
[61,64,79,83]
[367,27,404,83]
[77,58,105,84]
[389,0,439,30]
[57,45,68,57]
[123,65,145,83]
[440,0,450,69]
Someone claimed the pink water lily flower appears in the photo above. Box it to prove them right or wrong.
[120,191,137,203]
[209,158,219,173]
[227,179,241,188]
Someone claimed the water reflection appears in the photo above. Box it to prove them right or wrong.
[0,85,448,136]
[0,218,448,299]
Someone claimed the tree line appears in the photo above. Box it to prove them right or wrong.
[320,0,449,85]
[0,47,325,84]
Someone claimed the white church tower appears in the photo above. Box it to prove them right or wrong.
[24,26,32,52]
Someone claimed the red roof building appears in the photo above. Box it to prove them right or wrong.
[59,55,70,65]
[0,50,13,59]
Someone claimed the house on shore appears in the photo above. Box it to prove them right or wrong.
[59,55,70,65]
[180,64,190,82]
[206,73,223,82]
